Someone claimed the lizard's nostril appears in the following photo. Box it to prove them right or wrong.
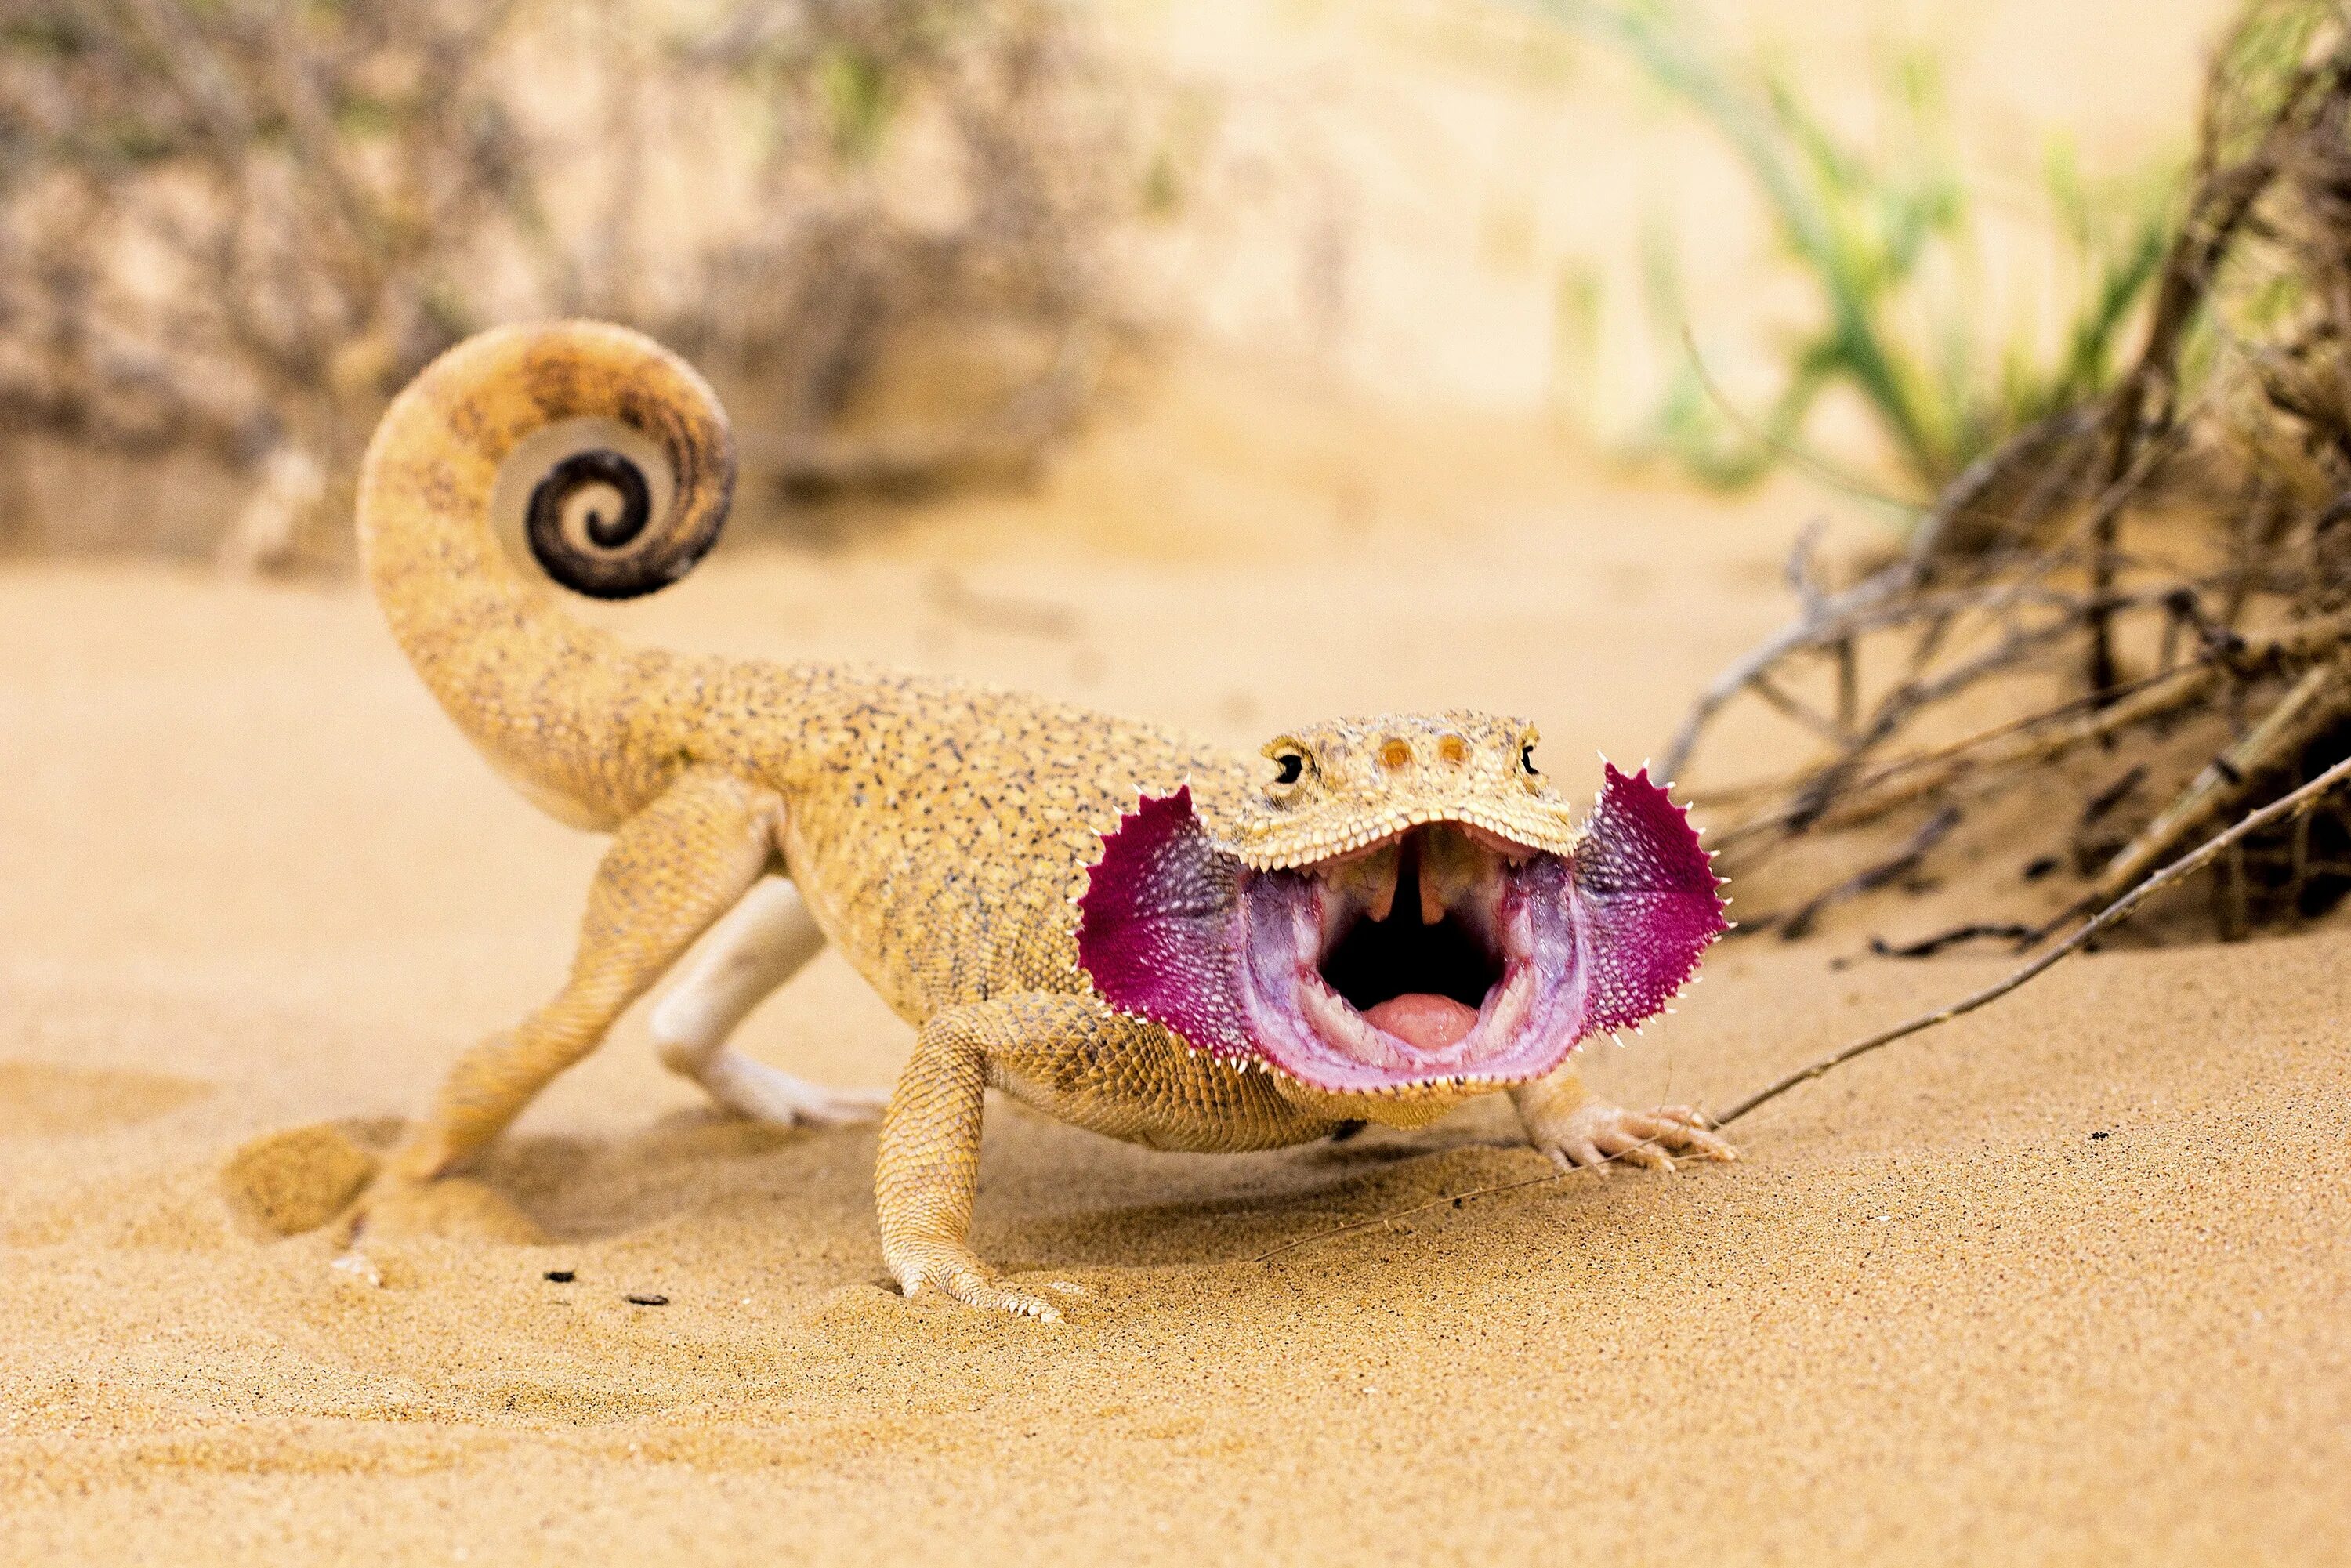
[1437,733,1468,766]
[1380,738,1413,770]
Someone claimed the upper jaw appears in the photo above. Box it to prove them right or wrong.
[1233,798,1584,872]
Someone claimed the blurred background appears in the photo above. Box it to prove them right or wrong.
[0,0,2231,567]
[17,0,2351,943]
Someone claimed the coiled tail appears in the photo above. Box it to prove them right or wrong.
[356,321,738,828]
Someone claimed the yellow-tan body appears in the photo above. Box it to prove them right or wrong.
[355,322,1727,1320]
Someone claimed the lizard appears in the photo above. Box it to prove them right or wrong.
[351,319,1736,1321]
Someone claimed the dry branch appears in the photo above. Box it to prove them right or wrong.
[2079,657,2348,905]
[1665,2,2351,945]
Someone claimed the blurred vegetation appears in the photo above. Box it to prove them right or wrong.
[0,0,1120,566]
[1660,0,2351,944]
[1534,0,2180,502]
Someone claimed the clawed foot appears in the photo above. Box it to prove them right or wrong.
[1528,1099,1737,1175]
[694,1051,889,1128]
[888,1243,1087,1323]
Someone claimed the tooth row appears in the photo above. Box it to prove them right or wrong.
[1176,1040,1513,1094]
[1241,808,1581,870]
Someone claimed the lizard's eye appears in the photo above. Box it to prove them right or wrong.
[1262,741,1311,795]
[1520,740,1541,777]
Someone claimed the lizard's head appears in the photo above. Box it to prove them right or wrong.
[1076,713,1726,1102]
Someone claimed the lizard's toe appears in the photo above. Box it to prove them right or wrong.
[697,1052,889,1128]
[1550,1138,1610,1174]
[1646,1105,1737,1163]
[893,1245,1070,1323]
[1531,1099,1737,1174]
[940,1276,1064,1322]
[1610,1139,1676,1172]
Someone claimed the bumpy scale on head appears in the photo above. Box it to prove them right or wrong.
[1233,712,1584,868]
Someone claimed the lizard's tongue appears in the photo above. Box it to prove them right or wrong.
[1360,994,1480,1053]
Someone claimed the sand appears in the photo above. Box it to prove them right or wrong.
[2,351,2347,1565]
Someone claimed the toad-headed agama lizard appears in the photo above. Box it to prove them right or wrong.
[351,321,1733,1320]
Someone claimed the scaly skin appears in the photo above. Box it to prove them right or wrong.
[353,320,1732,1322]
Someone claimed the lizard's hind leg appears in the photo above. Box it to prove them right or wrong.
[650,877,888,1127]
[389,768,784,1183]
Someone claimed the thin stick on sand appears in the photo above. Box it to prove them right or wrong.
[1255,751,2351,1266]
[1710,745,2351,1126]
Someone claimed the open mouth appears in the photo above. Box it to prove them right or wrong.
[1074,764,1725,1097]
[1318,830,1503,1050]
[1232,824,1585,1092]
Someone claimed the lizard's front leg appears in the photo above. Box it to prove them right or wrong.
[1509,1062,1737,1174]
[876,994,1099,1322]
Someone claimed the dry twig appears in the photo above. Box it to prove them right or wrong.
[1662,5,2351,944]
[1710,748,2351,1125]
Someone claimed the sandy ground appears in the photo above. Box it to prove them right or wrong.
[2,353,2347,1565]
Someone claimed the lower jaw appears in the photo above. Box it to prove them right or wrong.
[1279,965,1549,1092]
[1270,1076,1494,1128]
[1257,1038,1564,1106]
